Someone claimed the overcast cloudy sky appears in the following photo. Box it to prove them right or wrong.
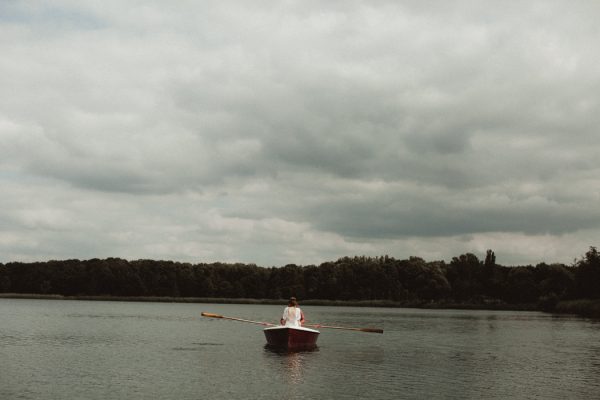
[1,1,599,266]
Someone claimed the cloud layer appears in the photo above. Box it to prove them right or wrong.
[1,1,599,266]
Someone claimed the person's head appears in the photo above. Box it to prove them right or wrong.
[288,297,298,307]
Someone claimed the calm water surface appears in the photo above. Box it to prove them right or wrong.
[1,299,599,399]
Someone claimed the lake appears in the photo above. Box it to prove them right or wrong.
[0,299,599,399]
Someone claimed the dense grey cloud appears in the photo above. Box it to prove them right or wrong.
[1,1,600,266]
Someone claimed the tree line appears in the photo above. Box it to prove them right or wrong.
[0,247,599,309]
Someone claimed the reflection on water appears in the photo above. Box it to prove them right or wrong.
[263,345,319,385]
[263,345,320,355]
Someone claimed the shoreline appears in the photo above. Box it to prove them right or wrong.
[0,293,556,311]
[1,293,598,318]
[0,293,529,308]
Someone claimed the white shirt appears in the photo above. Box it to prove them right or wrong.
[282,306,302,327]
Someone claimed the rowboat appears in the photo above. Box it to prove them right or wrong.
[200,312,382,349]
[263,325,320,350]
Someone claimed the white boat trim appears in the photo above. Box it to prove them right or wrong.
[263,325,320,334]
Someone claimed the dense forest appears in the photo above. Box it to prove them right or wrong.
[1,247,599,313]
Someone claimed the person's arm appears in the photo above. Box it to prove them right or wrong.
[300,310,305,326]
[281,307,287,325]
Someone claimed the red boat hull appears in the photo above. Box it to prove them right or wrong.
[263,326,319,350]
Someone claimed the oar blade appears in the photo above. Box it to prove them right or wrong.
[201,312,223,318]
[361,328,384,334]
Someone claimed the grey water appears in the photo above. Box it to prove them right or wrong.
[1,299,599,400]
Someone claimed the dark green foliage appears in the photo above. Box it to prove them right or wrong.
[505,267,540,304]
[484,250,496,267]
[555,299,600,318]
[575,247,600,299]
[0,247,597,307]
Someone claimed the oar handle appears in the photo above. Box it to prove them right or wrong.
[201,312,275,326]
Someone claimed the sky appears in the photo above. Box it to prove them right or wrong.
[1,1,599,267]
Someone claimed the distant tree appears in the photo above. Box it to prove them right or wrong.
[484,250,496,267]
[0,263,10,292]
[447,253,483,301]
[415,263,451,300]
[534,263,574,300]
[504,266,540,304]
[575,247,600,299]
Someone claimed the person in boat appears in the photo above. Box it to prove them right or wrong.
[280,297,305,327]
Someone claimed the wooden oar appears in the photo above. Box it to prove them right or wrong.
[201,312,383,333]
[201,312,276,326]
[304,323,383,334]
